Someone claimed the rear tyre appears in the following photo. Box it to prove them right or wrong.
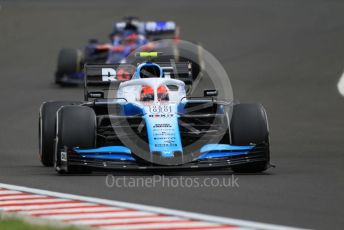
[39,101,80,166]
[55,105,96,174]
[55,48,83,85]
[230,103,270,173]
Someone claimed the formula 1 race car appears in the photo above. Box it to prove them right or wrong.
[55,17,203,86]
[41,53,270,174]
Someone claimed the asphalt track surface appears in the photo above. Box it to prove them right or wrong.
[0,1,344,229]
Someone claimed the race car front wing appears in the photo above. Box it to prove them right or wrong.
[59,144,269,171]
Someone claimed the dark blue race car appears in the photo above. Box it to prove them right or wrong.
[54,17,200,86]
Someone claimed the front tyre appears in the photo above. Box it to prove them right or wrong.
[55,105,96,174]
[39,101,80,166]
[55,48,83,85]
[230,103,270,173]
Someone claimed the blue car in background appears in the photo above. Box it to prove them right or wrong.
[54,17,194,86]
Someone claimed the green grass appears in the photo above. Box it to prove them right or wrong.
[0,218,82,230]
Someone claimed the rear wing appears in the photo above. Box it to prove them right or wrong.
[84,62,192,101]
[144,21,178,39]
[112,20,178,39]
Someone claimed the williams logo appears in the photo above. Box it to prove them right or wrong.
[102,68,117,82]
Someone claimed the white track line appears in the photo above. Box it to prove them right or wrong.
[0,183,308,230]
[0,202,95,211]
[0,198,68,205]
[21,207,123,215]
[0,190,22,195]
[44,211,154,220]
[99,222,222,230]
[230,229,254,230]
[338,71,344,96]
[0,194,47,200]
[71,216,183,225]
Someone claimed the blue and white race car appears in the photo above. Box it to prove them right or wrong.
[41,53,270,174]
[54,17,204,86]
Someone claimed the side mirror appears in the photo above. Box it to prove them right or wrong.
[204,89,218,97]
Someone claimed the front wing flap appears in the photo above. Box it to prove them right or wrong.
[61,144,269,171]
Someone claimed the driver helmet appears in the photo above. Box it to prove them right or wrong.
[123,31,138,45]
[140,85,169,101]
